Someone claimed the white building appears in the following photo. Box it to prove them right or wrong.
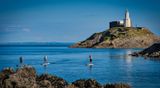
[109,10,132,28]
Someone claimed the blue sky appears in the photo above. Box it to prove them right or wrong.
[0,0,160,43]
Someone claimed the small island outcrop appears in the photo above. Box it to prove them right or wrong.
[0,66,131,88]
[70,27,160,48]
[131,43,160,58]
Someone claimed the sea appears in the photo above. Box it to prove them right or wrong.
[0,42,160,88]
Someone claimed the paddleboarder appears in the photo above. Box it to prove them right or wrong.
[89,55,92,64]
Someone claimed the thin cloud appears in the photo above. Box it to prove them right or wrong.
[0,25,31,33]
[22,28,31,32]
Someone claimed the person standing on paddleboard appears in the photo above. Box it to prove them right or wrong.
[89,55,92,64]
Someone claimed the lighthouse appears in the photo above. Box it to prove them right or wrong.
[109,10,132,28]
[124,10,132,27]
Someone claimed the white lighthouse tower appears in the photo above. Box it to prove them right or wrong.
[124,10,132,27]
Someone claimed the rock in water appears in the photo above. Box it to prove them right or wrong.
[104,83,131,88]
[132,43,160,58]
[70,79,131,88]
[70,27,160,48]
[37,74,68,88]
[72,79,102,88]
[2,66,37,88]
[37,80,52,88]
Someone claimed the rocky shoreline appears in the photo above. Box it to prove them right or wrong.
[0,66,131,88]
[130,43,160,58]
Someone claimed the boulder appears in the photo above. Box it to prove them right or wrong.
[103,83,131,88]
[72,79,102,88]
[37,74,68,88]
[0,67,15,87]
[2,66,38,88]
[131,43,160,58]
[37,80,52,88]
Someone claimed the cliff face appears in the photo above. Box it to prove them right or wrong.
[70,27,160,48]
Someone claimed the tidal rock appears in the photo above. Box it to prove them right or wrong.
[103,83,131,88]
[132,43,160,58]
[0,67,15,87]
[72,79,102,88]
[37,80,52,88]
[129,52,139,57]
[37,74,68,88]
[2,66,38,88]
[66,84,77,88]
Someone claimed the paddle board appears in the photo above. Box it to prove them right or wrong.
[42,62,50,66]
[87,63,94,66]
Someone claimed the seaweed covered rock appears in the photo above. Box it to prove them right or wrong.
[131,43,160,58]
[2,66,37,88]
[104,83,131,88]
[37,74,68,88]
[72,79,102,88]
[37,80,52,88]
[0,67,15,87]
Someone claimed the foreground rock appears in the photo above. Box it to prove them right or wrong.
[0,66,131,88]
[103,83,131,88]
[1,66,37,88]
[0,66,67,88]
[70,79,131,88]
[71,79,102,88]
[131,43,160,58]
[37,74,68,88]
[70,27,160,48]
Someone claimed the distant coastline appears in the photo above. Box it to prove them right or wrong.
[0,42,74,47]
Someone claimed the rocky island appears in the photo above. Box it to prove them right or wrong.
[131,43,160,58]
[71,10,160,48]
[70,27,160,48]
[0,66,131,88]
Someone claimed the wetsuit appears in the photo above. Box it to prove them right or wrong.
[89,55,92,63]
[19,57,23,64]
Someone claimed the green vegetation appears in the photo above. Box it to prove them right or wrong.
[104,36,111,41]
[103,27,153,41]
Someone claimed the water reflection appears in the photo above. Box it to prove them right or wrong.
[44,66,48,74]
[145,57,160,62]
[124,50,133,64]
[108,49,134,61]
[88,65,93,73]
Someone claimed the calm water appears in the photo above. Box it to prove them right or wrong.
[0,43,160,88]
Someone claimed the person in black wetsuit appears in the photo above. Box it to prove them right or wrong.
[19,56,23,66]
[19,56,23,64]
[89,55,92,64]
